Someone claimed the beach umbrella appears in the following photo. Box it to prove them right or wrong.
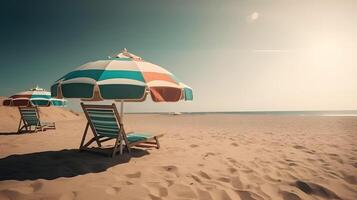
[3,86,67,107]
[51,49,193,118]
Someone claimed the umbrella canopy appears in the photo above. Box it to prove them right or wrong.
[3,86,67,107]
[51,49,193,102]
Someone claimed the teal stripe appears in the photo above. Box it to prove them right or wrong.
[184,88,193,101]
[22,114,37,117]
[89,116,116,122]
[24,119,39,125]
[23,115,37,118]
[62,83,94,98]
[21,109,36,111]
[22,112,37,114]
[95,128,119,134]
[21,112,37,117]
[88,113,116,119]
[23,116,37,119]
[51,100,65,106]
[94,126,119,132]
[22,112,37,115]
[97,132,118,138]
[62,70,101,81]
[128,133,152,137]
[31,95,51,99]
[87,110,114,115]
[96,129,118,134]
[126,133,153,143]
[127,135,148,142]
[87,109,114,114]
[109,57,132,61]
[24,117,38,120]
[26,123,38,126]
[98,70,144,81]
[92,120,117,125]
[24,119,38,122]
[24,118,38,121]
[95,123,118,129]
[31,100,50,106]
[62,70,145,82]
[99,84,145,99]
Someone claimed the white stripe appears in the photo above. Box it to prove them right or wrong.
[97,78,147,86]
[76,60,140,71]
[179,82,192,89]
[31,91,51,96]
[136,61,172,74]
[30,98,50,101]
[106,60,140,71]
[50,98,65,102]
[147,80,181,88]
[12,97,30,100]
[76,60,111,70]
[61,77,96,85]
[15,90,50,96]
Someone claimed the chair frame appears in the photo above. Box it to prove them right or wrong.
[17,106,56,133]
[80,102,161,157]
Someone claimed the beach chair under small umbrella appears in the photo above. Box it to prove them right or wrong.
[51,49,193,157]
[3,86,66,107]
[2,86,61,133]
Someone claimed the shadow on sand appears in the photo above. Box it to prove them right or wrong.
[0,132,19,136]
[0,148,149,181]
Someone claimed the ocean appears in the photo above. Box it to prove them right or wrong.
[180,110,357,116]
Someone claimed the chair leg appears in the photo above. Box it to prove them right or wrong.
[119,139,124,155]
[92,132,102,147]
[83,138,96,148]
[123,133,131,154]
[17,120,22,133]
[155,136,160,149]
[112,137,120,157]
[79,123,90,150]
[25,123,29,132]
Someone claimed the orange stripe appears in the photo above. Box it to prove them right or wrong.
[150,87,182,102]
[3,99,11,106]
[142,72,177,84]
[12,99,30,106]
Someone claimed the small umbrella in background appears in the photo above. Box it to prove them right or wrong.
[3,85,67,107]
[51,48,193,119]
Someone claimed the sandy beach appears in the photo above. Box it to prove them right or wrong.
[0,106,356,200]
[2,0,357,199]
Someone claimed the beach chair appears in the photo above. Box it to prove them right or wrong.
[80,103,162,157]
[17,107,56,133]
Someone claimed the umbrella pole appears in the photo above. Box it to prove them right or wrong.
[120,100,124,123]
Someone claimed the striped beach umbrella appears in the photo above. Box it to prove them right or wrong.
[3,86,66,107]
[51,49,193,102]
[51,49,192,120]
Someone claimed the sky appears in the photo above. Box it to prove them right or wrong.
[0,0,356,112]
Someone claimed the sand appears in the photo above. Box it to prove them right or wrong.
[0,107,356,200]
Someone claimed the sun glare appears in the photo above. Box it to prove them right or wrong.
[306,33,342,66]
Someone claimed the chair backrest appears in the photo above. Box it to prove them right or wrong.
[81,103,123,138]
[19,107,40,126]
